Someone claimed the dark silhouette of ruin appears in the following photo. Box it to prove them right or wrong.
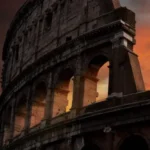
[0,0,150,150]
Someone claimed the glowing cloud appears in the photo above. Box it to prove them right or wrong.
[121,0,150,90]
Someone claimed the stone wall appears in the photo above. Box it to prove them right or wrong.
[2,0,122,88]
[0,0,148,150]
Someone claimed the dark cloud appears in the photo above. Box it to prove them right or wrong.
[121,0,150,26]
[121,0,150,89]
[0,0,26,56]
[0,0,25,92]
[121,0,150,10]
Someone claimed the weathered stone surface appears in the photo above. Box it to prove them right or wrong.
[0,0,149,150]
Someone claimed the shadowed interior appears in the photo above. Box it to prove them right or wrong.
[120,135,148,150]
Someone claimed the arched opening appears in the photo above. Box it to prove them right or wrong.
[3,106,11,144]
[83,55,109,106]
[53,69,74,117]
[30,82,47,127]
[119,135,149,150]
[14,97,27,137]
[82,144,100,150]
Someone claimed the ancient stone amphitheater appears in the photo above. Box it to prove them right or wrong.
[0,0,150,150]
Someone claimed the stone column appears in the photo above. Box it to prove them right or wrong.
[41,73,55,126]
[44,88,54,121]
[24,86,33,133]
[109,38,123,97]
[35,13,44,60]
[10,101,15,139]
[0,104,13,144]
[70,56,85,118]
[109,31,145,97]
[3,126,11,145]
[72,75,85,110]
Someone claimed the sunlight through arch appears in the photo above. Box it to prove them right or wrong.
[96,62,109,102]
[83,55,109,106]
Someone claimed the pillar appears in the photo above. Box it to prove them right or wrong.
[24,86,33,133]
[70,56,85,118]
[110,32,145,97]
[44,88,54,121]
[41,73,55,125]
[110,38,123,96]
[10,101,15,139]
[3,126,11,144]
[72,75,85,109]
[2,103,15,143]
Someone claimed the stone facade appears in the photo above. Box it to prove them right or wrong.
[0,0,149,150]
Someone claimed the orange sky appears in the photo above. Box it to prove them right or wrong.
[121,0,150,90]
[134,26,150,90]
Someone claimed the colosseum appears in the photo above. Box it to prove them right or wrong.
[0,0,150,149]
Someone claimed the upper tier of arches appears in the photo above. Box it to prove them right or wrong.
[2,0,123,89]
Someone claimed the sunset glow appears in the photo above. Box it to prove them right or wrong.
[96,62,109,101]
[120,0,150,90]
[134,26,150,89]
